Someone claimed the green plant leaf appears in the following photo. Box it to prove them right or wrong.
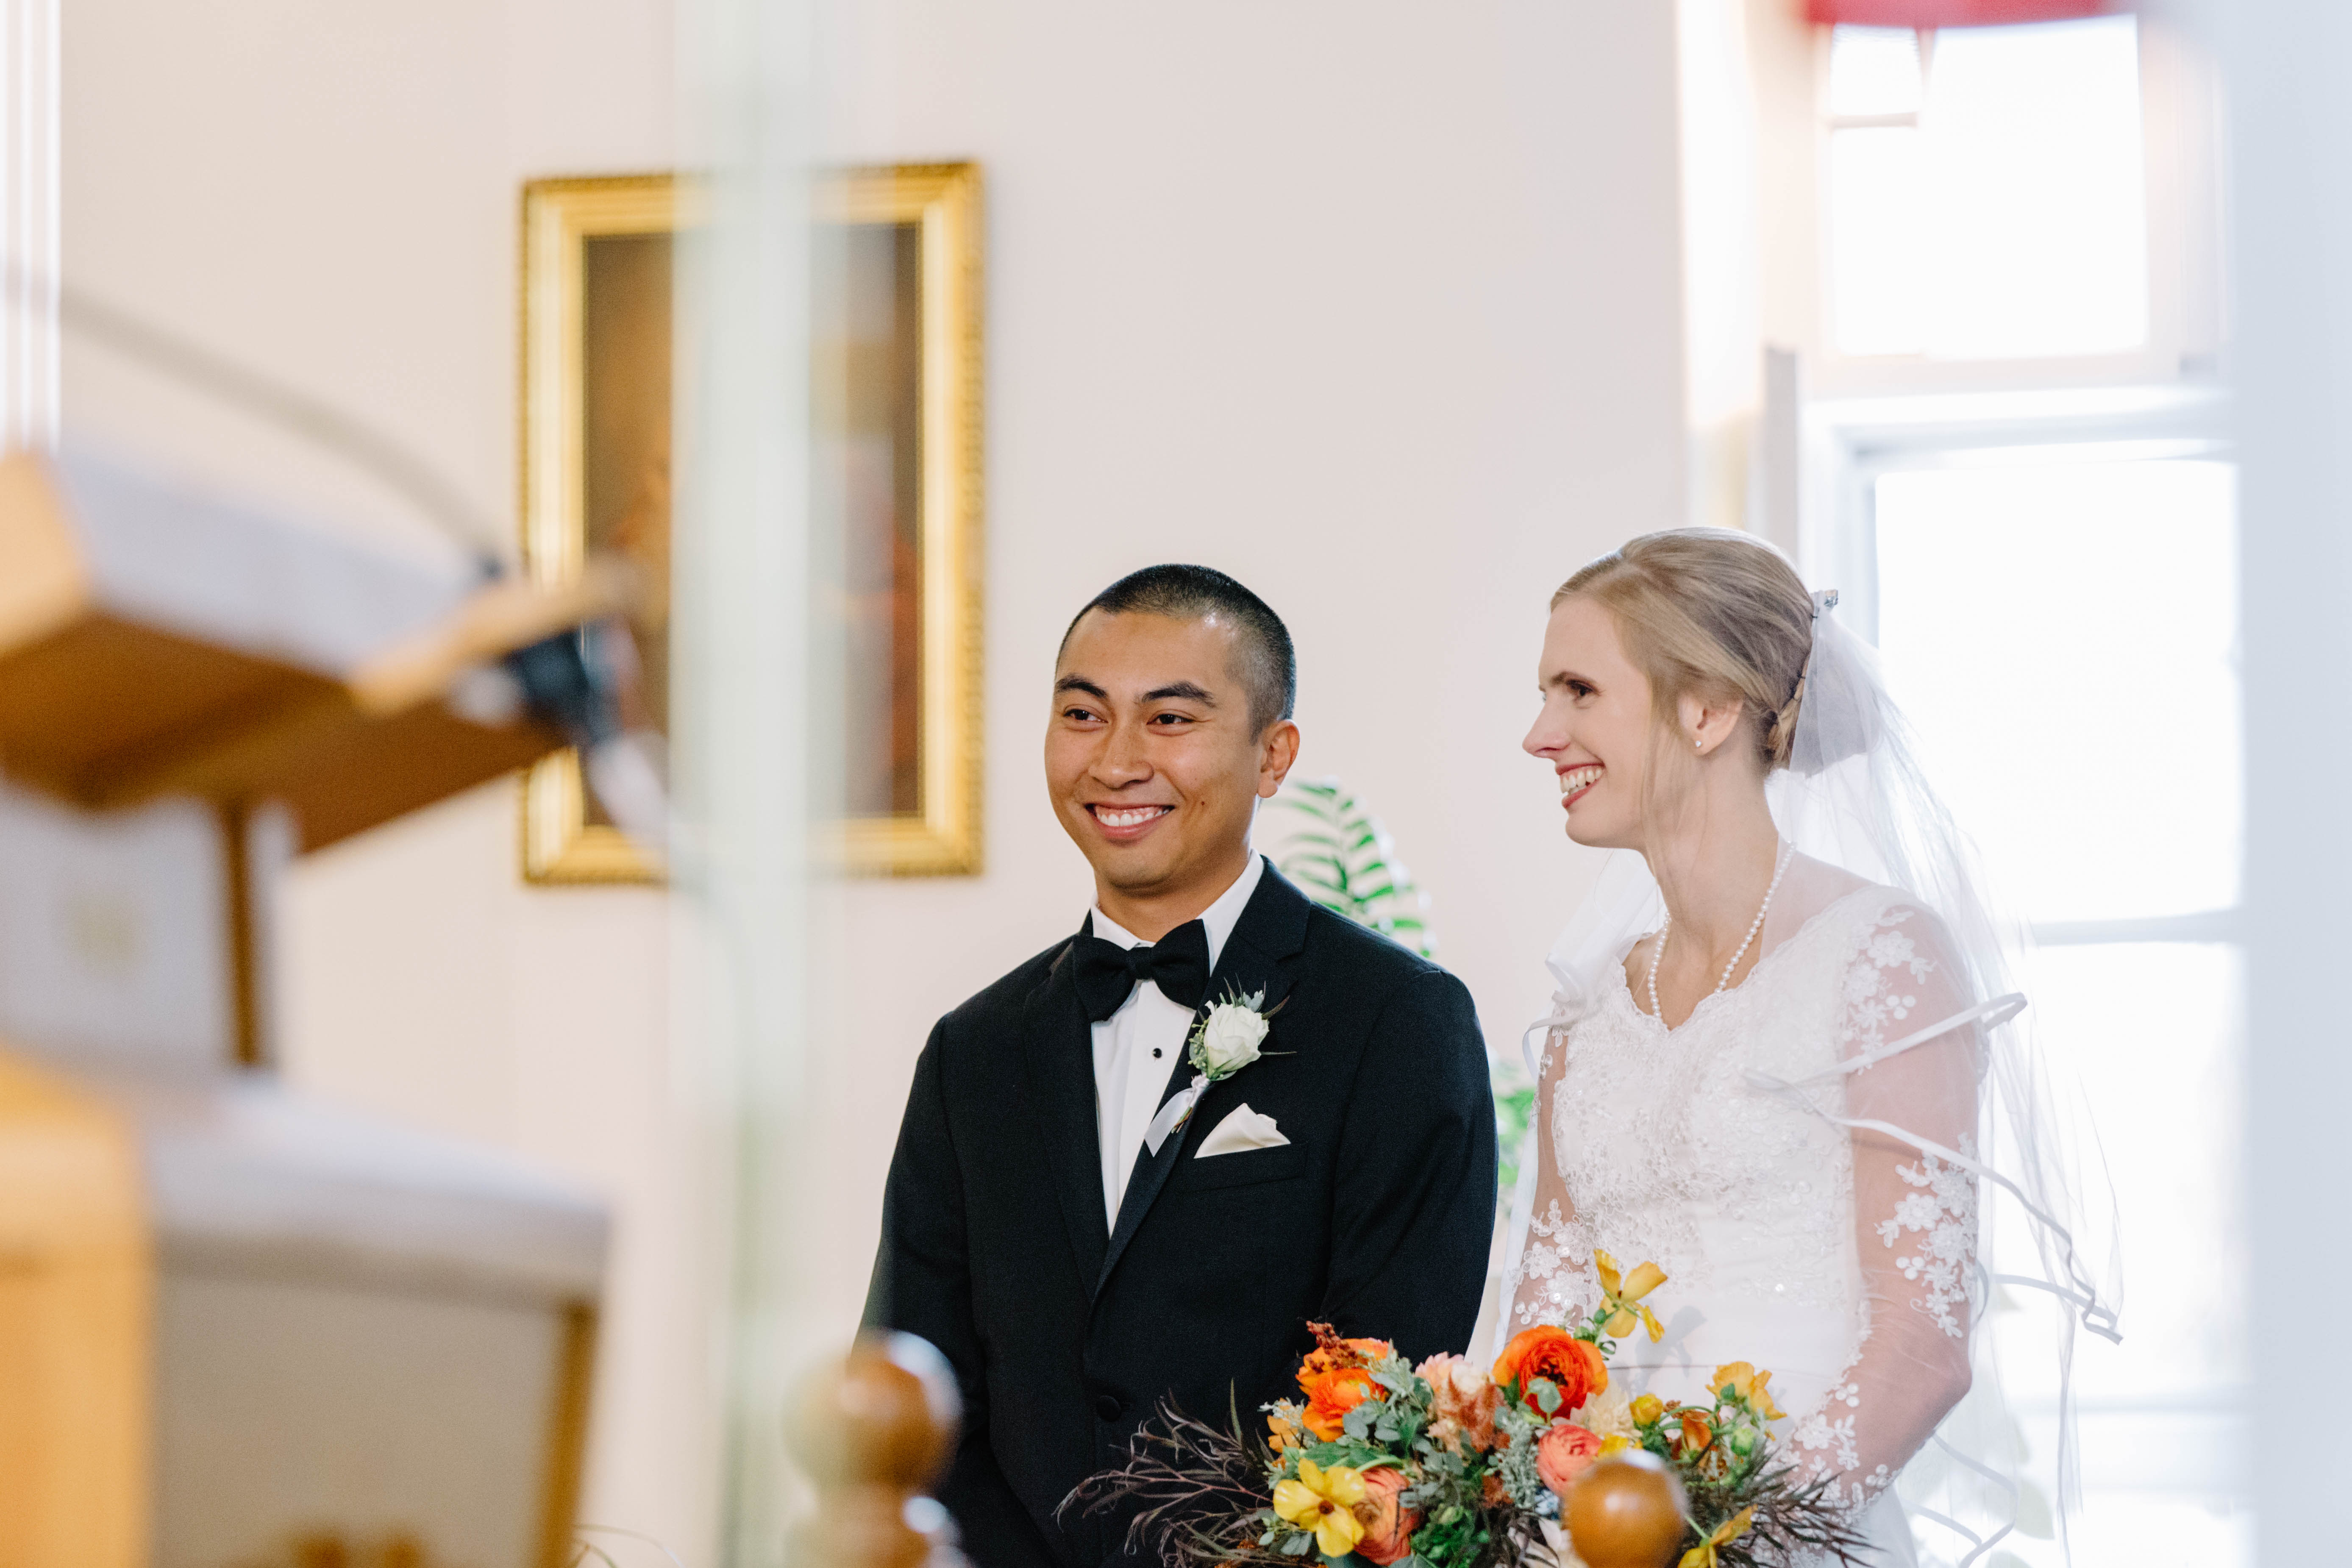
[1272,777,1436,962]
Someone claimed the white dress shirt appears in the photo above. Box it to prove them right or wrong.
[1088,854,1266,1229]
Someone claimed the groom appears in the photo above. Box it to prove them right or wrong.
[866,564,1495,1567]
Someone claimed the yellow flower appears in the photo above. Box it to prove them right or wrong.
[1595,1250,1668,1343]
[1677,1507,1754,1568]
[1273,1459,1369,1558]
[1597,1433,1639,1458]
[1630,1394,1666,1426]
[1711,1362,1787,1422]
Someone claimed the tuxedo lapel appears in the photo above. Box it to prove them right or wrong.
[1096,862,1314,1298]
[1023,938,1110,1289]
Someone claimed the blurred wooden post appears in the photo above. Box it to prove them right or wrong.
[790,1332,962,1568]
[1563,1453,1689,1568]
[0,1048,151,1568]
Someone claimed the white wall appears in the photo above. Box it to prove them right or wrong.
[811,0,1690,1319]
[2217,0,2352,1554]
[64,0,1690,1559]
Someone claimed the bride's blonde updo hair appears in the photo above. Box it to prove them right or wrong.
[1553,528,1815,772]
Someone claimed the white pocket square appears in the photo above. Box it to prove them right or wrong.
[1194,1103,1290,1158]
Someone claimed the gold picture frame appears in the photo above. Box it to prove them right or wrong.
[517,165,985,882]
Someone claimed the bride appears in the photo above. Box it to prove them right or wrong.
[1499,529,2118,1566]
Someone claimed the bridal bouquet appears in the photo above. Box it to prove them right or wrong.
[1064,1253,1868,1568]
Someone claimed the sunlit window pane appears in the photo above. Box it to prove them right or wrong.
[1922,18,2148,358]
[1828,25,1922,118]
[1829,127,1927,356]
[1990,942,2247,1567]
[1831,17,2149,361]
[1994,942,2244,1401]
[1874,456,2238,923]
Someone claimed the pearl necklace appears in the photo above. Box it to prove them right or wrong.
[1646,839,1793,1025]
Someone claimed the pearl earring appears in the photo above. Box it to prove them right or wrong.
[1694,738,1704,752]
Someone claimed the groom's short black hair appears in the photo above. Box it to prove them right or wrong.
[1061,564,1296,736]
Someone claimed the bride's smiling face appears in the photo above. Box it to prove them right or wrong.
[1522,595,1660,848]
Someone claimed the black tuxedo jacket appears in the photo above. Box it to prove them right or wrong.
[865,862,1495,1568]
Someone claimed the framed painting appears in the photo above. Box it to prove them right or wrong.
[517,164,984,881]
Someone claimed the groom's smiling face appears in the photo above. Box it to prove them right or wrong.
[1048,609,1299,933]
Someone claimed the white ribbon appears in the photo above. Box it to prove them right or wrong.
[1145,1073,1209,1156]
[1922,1432,2021,1568]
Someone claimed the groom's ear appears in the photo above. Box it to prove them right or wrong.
[1255,719,1302,799]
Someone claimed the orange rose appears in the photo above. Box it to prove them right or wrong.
[1491,1326,1608,1415]
[1535,1421,1602,1497]
[1301,1366,1381,1441]
[1352,1465,1421,1566]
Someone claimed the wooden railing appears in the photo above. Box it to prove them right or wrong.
[791,1333,963,1568]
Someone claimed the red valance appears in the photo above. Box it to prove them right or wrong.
[1805,0,2121,23]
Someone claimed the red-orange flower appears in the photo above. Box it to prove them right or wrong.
[1491,1326,1609,1415]
[1302,1366,1382,1441]
[1298,1321,1392,1388]
[1353,1465,1421,1566]
[1677,1409,1717,1458]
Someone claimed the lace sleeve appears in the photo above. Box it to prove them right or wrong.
[1788,904,1982,1508]
[1502,1026,1594,1332]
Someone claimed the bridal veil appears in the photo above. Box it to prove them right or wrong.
[1498,593,2122,1567]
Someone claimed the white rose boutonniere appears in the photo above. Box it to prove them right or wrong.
[1190,989,1271,1079]
[1142,986,1284,1156]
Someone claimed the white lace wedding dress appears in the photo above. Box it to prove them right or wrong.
[1504,881,1984,1568]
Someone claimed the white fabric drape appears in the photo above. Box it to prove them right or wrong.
[1,0,56,450]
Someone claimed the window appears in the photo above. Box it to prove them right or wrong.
[1828,18,2149,361]
[1814,407,2247,1564]
[1793,17,2244,1560]
[1875,451,2236,923]
[1795,14,2223,401]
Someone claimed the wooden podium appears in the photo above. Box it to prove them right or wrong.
[0,446,628,1568]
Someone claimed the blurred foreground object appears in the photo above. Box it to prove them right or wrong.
[0,445,627,1566]
[1564,1454,1689,1568]
[0,445,649,856]
[790,1332,963,1568]
[1804,1,2119,22]
[0,1053,147,1568]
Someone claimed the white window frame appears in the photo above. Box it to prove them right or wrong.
[1802,384,2238,953]
[1801,384,2232,658]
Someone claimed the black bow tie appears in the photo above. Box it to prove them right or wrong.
[1073,919,1211,1023]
